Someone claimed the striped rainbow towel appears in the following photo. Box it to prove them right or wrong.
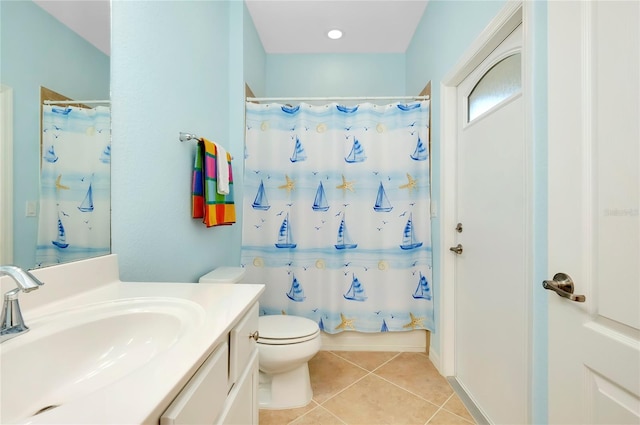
[192,138,236,227]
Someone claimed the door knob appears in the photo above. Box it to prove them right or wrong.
[542,273,586,302]
[449,244,463,254]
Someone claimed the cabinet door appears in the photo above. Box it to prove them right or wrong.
[161,342,229,425]
[229,303,259,388]
[217,349,259,425]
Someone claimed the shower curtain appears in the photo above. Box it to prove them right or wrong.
[36,105,111,267]
[241,100,433,333]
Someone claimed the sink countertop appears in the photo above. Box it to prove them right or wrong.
[0,255,264,424]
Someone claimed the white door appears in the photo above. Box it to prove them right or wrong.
[454,24,528,424]
[547,1,640,424]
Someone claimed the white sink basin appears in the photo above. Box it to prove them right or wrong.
[0,297,205,424]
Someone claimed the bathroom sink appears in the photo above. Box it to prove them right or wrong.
[0,297,205,424]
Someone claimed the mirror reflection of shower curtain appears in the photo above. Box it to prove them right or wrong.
[241,101,434,333]
[36,105,110,267]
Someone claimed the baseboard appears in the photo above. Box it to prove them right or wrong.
[320,330,428,352]
[447,377,490,425]
[428,347,441,371]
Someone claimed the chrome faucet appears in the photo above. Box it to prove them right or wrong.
[0,265,45,343]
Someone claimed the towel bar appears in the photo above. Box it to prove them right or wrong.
[179,132,200,142]
[181,132,233,160]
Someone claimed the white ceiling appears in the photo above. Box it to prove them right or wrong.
[245,0,429,54]
[33,0,428,56]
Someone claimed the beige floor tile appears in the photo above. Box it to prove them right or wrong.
[290,406,346,425]
[442,394,475,423]
[322,374,439,425]
[427,409,474,425]
[259,401,318,425]
[331,351,399,371]
[374,352,453,406]
[308,351,368,404]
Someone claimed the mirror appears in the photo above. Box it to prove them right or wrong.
[0,0,110,270]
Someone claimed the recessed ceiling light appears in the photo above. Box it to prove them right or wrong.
[327,29,343,40]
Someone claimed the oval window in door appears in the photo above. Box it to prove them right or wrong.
[468,52,521,122]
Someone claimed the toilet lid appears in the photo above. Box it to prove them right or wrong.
[258,315,320,344]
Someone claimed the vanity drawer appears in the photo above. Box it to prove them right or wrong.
[160,341,228,425]
[229,302,259,387]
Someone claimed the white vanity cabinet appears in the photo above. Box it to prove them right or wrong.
[161,303,259,425]
[216,348,259,424]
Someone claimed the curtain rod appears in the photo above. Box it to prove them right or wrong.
[246,95,429,102]
[43,100,110,105]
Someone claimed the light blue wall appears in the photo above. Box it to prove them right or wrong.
[108,0,263,282]
[265,53,405,98]
[406,1,548,422]
[530,2,548,423]
[243,2,266,97]
[0,0,110,270]
[229,0,248,239]
[111,0,243,282]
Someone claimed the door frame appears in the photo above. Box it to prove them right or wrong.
[438,0,533,417]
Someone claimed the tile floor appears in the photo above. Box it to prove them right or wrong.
[259,351,476,425]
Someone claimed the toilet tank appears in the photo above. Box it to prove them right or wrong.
[199,267,246,283]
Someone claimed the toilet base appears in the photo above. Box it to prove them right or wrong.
[258,363,313,410]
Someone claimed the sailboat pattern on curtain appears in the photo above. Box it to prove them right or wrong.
[36,105,111,266]
[242,101,433,333]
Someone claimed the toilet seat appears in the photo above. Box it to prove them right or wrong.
[258,315,320,345]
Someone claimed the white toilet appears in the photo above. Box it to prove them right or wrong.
[199,267,322,410]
